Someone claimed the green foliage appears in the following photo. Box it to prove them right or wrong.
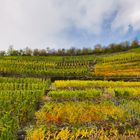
[0,56,94,78]
[0,77,50,140]
[48,89,102,100]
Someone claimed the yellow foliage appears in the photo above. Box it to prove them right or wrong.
[26,128,45,140]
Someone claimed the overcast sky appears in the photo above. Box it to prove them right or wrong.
[0,0,140,50]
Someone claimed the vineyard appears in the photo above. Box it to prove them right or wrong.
[26,80,140,140]
[0,55,94,78]
[0,49,140,140]
[0,77,50,139]
[1,50,140,80]
[95,52,140,78]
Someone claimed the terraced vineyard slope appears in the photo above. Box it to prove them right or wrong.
[26,80,140,140]
[95,50,140,80]
[0,77,50,140]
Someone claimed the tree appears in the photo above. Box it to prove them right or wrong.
[7,45,19,56]
[19,49,25,56]
[7,45,14,55]
[120,41,129,51]
[46,47,51,54]
[39,49,47,56]
[67,47,76,55]
[58,49,64,55]
[33,49,39,56]
[75,48,82,55]
[93,44,103,54]
[25,47,32,56]
[61,48,65,55]
[131,39,139,48]
[0,51,5,56]
[82,48,89,55]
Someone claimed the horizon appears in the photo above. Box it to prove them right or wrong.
[1,0,140,50]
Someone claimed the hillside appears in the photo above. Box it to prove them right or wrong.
[95,48,140,80]
[0,48,140,81]
[1,49,140,139]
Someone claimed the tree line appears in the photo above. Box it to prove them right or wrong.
[0,40,139,56]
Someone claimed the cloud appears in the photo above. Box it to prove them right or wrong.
[0,0,140,50]
[112,0,140,32]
